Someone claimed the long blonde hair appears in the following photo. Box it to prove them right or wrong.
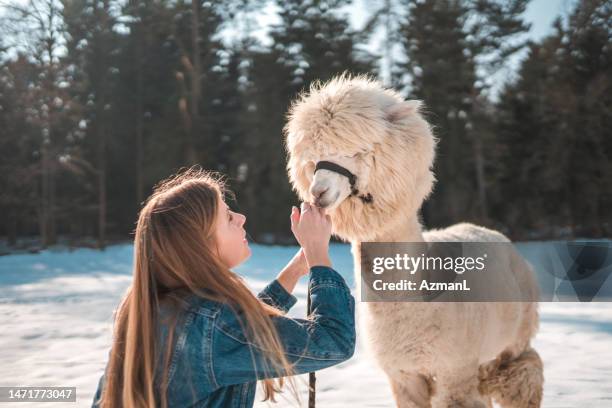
[99,167,294,407]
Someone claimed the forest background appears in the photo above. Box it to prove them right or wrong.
[0,0,610,249]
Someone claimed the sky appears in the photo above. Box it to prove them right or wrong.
[485,0,577,94]
[245,0,577,44]
[523,0,577,39]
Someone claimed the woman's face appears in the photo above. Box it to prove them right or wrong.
[213,199,251,268]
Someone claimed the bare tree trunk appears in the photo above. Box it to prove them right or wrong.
[97,120,107,249]
[446,119,460,223]
[473,132,488,223]
[49,159,57,244]
[136,25,144,206]
[383,0,392,86]
[39,146,57,246]
[41,142,50,248]
[172,1,202,164]
[187,0,201,164]
[93,0,109,249]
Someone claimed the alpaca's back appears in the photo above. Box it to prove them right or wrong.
[422,221,539,358]
[423,222,510,243]
[424,222,538,298]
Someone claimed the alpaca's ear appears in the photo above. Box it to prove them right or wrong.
[385,100,422,124]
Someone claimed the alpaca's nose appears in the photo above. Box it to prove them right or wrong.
[310,185,329,206]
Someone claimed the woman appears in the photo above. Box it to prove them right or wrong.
[92,167,355,407]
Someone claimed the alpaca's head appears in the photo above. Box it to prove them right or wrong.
[284,75,436,242]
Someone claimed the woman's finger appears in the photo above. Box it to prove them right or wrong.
[301,201,312,215]
[290,206,299,229]
[311,204,324,219]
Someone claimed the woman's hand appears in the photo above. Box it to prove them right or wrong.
[290,202,332,268]
[286,247,309,276]
[276,248,308,294]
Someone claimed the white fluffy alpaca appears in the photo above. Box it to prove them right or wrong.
[284,76,543,408]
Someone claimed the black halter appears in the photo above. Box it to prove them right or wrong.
[315,161,373,204]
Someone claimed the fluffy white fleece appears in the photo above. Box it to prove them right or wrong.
[284,75,544,408]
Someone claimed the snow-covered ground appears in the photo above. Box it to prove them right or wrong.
[0,243,611,407]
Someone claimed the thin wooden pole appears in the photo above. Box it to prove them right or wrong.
[307,290,316,407]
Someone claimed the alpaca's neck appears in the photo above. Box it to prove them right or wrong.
[350,214,424,293]
[372,214,424,242]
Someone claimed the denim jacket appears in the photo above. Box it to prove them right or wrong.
[92,266,355,407]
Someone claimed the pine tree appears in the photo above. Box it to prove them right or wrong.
[118,0,181,212]
[401,0,477,226]
[493,0,611,238]
[63,0,121,248]
[360,0,408,86]
[1,0,82,247]
[0,56,41,245]
[399,0,531,228]
[552,0,611,236]
[238,0,375,241]
[493,32,566,237]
